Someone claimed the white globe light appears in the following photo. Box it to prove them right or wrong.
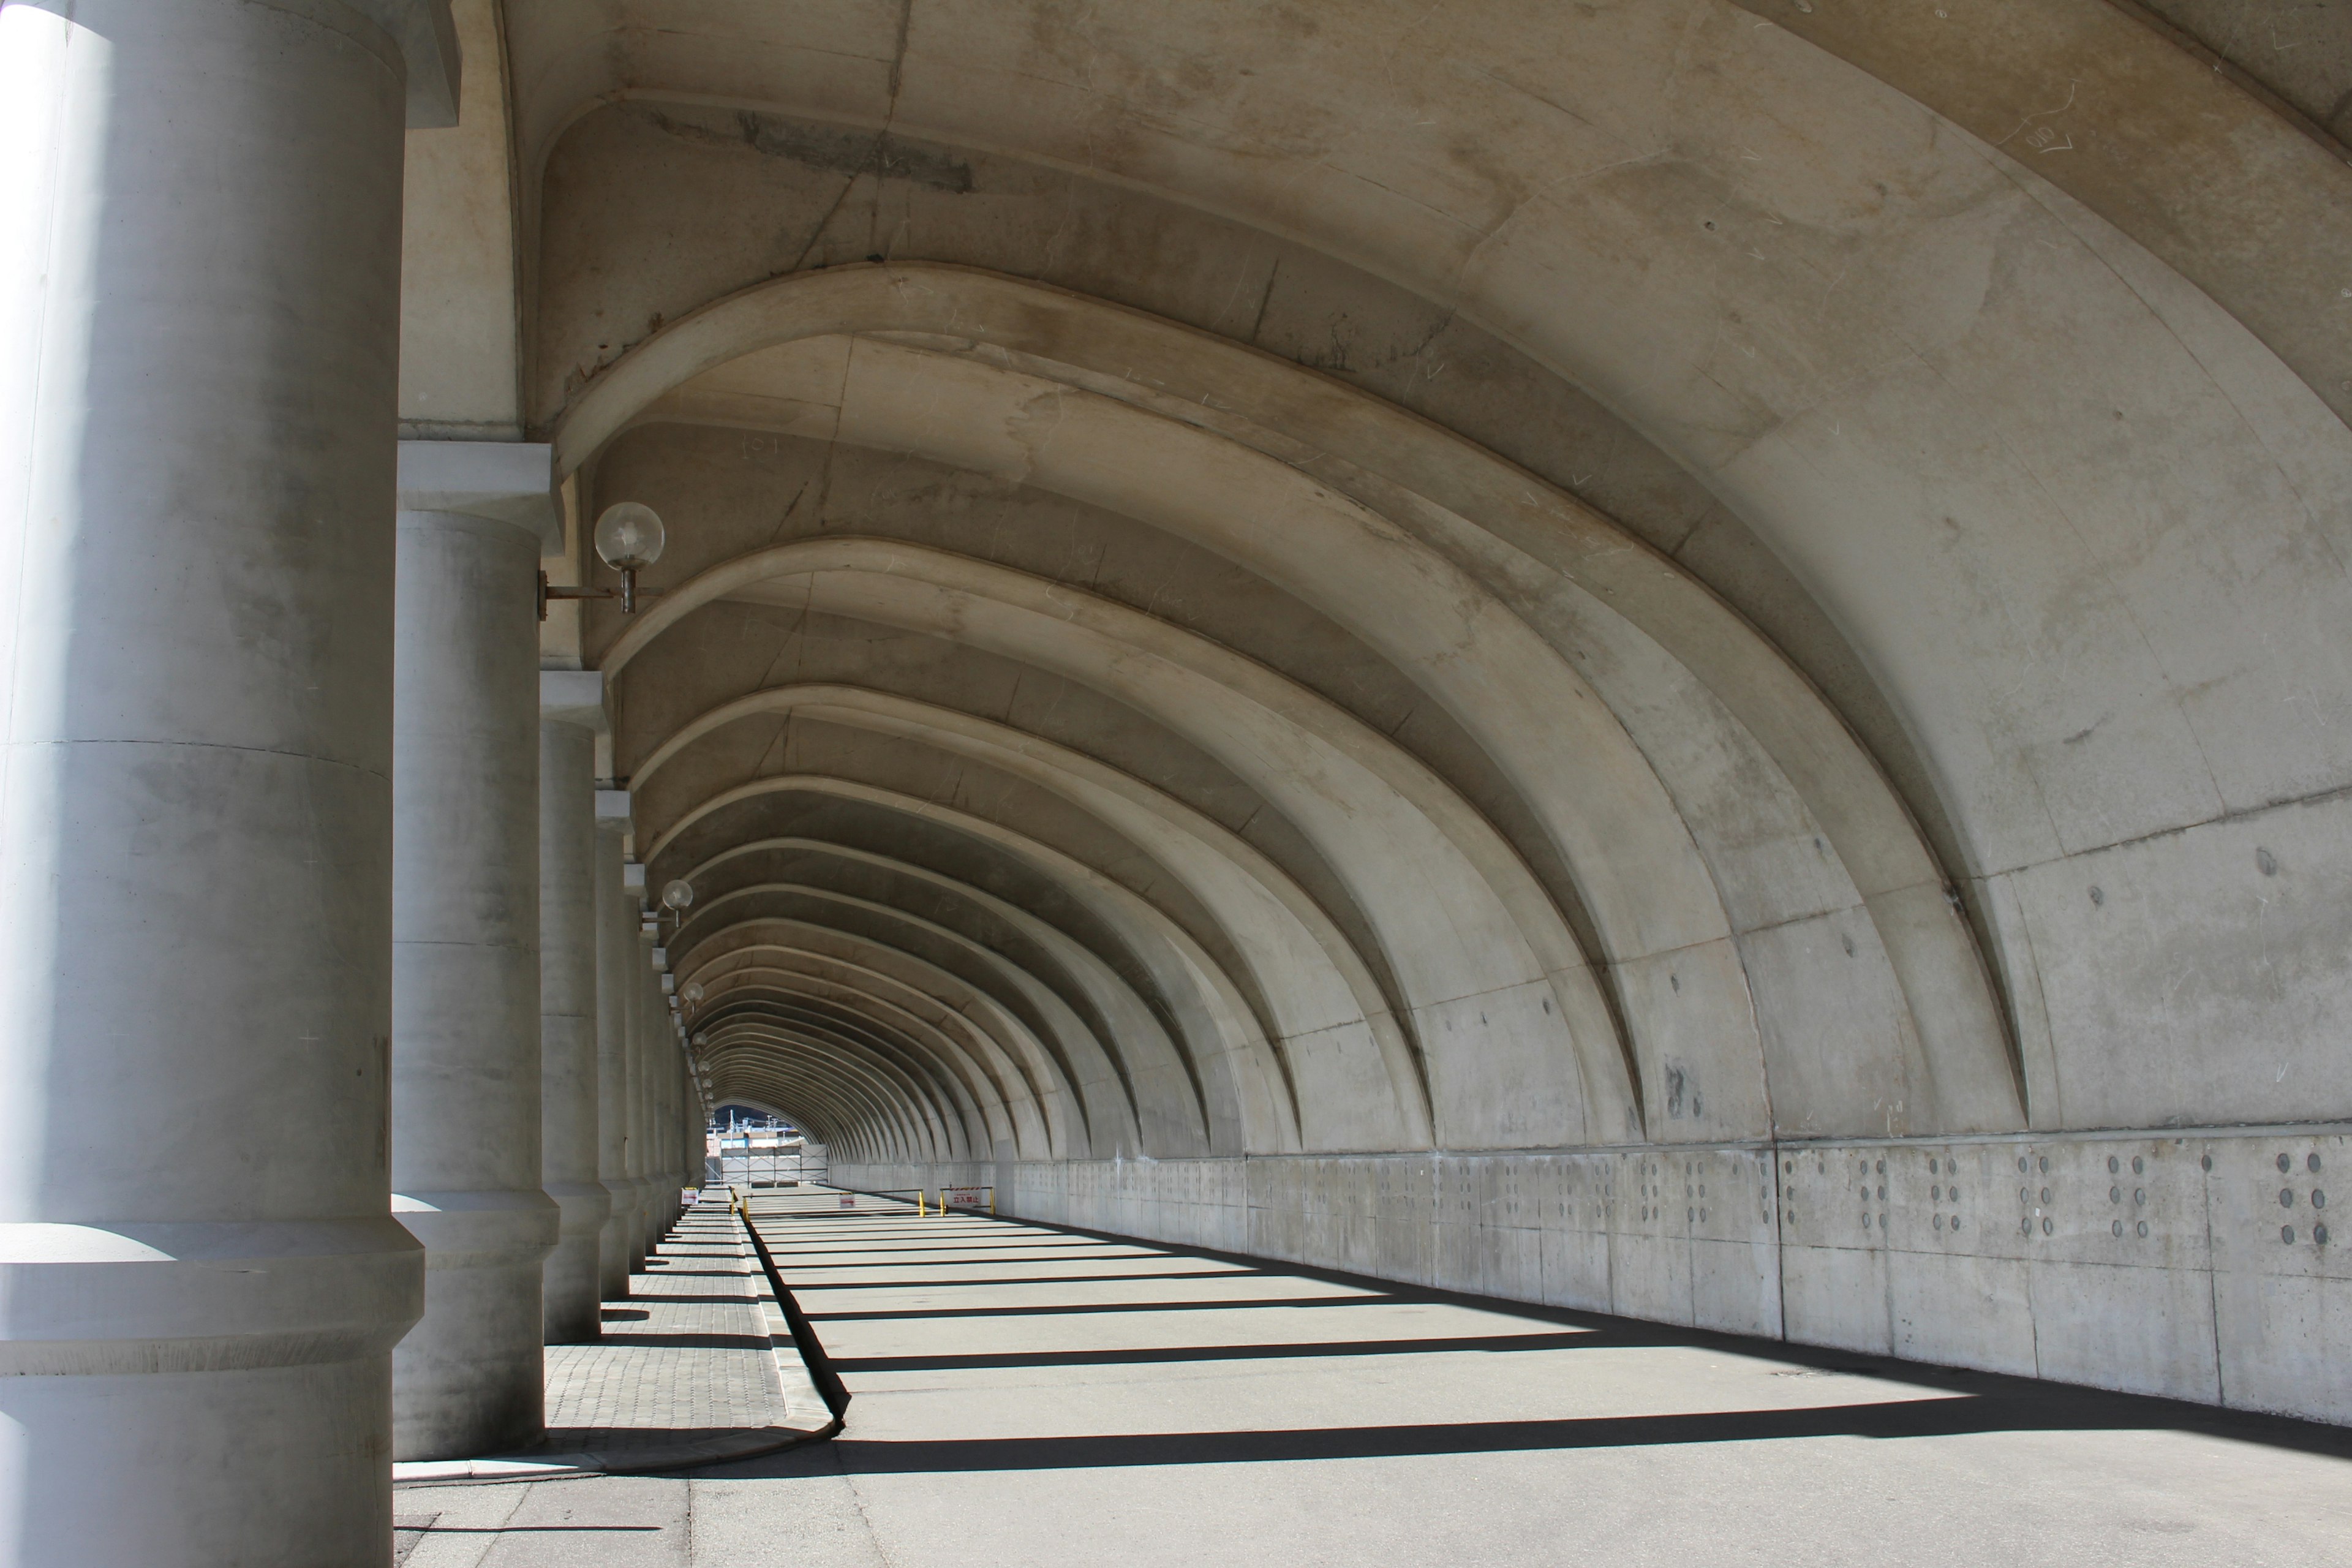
[593,502,666,571]
[683,981,704,1005]
[661,878,694,910]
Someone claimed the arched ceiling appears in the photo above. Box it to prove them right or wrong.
[417,0,2352,1161]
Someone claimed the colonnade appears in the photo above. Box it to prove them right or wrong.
[0,2,704,1560]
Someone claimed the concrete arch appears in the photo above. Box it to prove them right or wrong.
[616,539,1661,1149]
[684,832,1300,1155]
[682,878,1186,1153]
[677,836,1238,1151]
[638,687,1463,1148]
[563,264,2018,1139]
[682,922,1079,1156]
[690,944,1059,1158]
[694,980,987,1155]
[698,1023,944,1161]
[695,965,1010,1151]
[655,772,1408,1152]
[698,1009,965,1160]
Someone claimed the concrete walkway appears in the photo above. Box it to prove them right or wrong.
[388,1189,2352,1566]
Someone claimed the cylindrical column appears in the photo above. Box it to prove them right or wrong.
[625,912,652,1268]
[0,6,432,1561]
[593,821,636,1298]
[537,688,611,1343]
[390,443,562,1461]
[0,4,433,1561]
[639,946,667,1251]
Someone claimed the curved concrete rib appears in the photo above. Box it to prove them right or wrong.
[688,839,1295,1153]
[682,837,1273,1153]
[697,965,1013,1152]
[557,262,2016,1136]
[650,770,1423,1151]
[699,1017,957,1160]
[687,927,1071,1156]
[615,544,1643,1144]
[684,881,1167,1152]
[697,980,986,1149]
[638,685,1453,1146]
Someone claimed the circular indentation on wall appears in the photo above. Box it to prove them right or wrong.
[1876,1159,1887,1174]
[2282,1189,2296,1207]
[2041,1218,2054,1235]
[2202,1154,2214,1171]
[2282,1226,2296,1244]
[1687,1207,1695,1221]
[1929,1159,1940,1175]
[1932,1185,1943,1201]
[1934,1214,1943,1230]
[2018,1158,2029,1173]
[2315,1191,2327,1208]
[2136,1221,2148,1238]
[1879,1212,1888,1230]
[1878,1185,1887,1200]
[2312,1154,2324,1173]
[2108,1156,2120,1174]
[2040,1156,2051,1173]
[1950,1184,1961,1200]
[2089,886,2105,905]
[2110,1186,2121,1203]
[2279,1153,2293,1172]
[2256,846,2278,876]
[2318,1224,2331,1245]
[2133,1156,2144,1175]
[1953,1215,1963,1230]
[2135,1189,2145,1205]
[1784,1161,1793,1174]
[2113,1220,2123,1237]
[2041,1188,2051,1204]
[2020,1218,2032,1236]
[2021,1186,2031,1205]
[1863,1213,1871,1229]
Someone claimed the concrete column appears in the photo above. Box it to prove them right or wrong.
[641,938,670,1250]
[390,442,562,1460]
[538,674,612,1343]
[624,895,652,1268]
[0,4,450,1561]
[592,801,636,1298]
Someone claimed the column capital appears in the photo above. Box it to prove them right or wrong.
[397,439,560,551]
[349,0,462,127]
[540,669,607,731]
[595,789,633,832]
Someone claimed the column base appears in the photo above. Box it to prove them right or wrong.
[541,1181,615,1343]
[391,1191,560,1461]
[0,1218,421,1566]
[597,1194,634,1300]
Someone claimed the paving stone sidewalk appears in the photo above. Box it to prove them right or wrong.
[541,1202,792,1453]
[394,1196,836,1485]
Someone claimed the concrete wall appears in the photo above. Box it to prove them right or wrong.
[839,1123,2352,1426]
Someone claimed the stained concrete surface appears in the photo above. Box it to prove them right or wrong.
[388,1191,2352,1566]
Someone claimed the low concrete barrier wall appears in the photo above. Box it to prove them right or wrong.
[839,1122,2350,1426]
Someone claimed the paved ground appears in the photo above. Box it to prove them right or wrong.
[540,1206,791,1455]
[392,1196,832,1501]
[390,1188,2352,1566]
